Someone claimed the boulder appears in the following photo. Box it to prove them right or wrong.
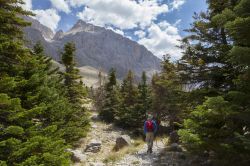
[84,139,102,153]
[66,149,86,163]
[114,135,131,151]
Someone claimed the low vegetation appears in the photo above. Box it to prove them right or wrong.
[103,139,144,164]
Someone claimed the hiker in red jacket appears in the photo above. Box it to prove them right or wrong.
[144,114,157,153]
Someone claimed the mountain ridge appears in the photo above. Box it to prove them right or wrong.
[23,17,161,79]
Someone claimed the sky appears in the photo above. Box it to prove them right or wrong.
[21,0,207,60]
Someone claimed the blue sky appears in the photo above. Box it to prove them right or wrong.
[21,0,207,59]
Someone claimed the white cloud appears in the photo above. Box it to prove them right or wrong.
[50,0,71,13]
[33,9,61,31]
[19,0,61,31]
[171,0,185,10]
[158,21,178,35]
[20,0,32,10]
[106,27,124,36]
[72,0,184,59]
[76,0,168,30]
[138,21,182,60]
[67,0,85,7]
[134,30,146,39]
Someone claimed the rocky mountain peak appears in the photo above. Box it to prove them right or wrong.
[74,19,88,28]
[53,29,64,40]
[23,17,161,80]
[67,19,104,35]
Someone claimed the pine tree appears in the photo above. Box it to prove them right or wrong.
[100,68,120,123]
[33,41,44,55]
[116,70,139,128]
[178,97,236,161]
[0,1,88,165]
[60,42,89,143]
[137,71,151,126]
[177,0,238,104]
[152,55,184,131]
[215,0,250,164]
[61,42,86,106]
[93,70,106,112]
[178,0,250,165]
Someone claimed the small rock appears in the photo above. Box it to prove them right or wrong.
[114,135,131,151]
[85,146,101,153]
[66,149,86,162]
[84,139,102,153]
[89,139,102,146]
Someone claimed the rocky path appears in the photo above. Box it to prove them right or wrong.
[71,111,186,166]
[114,139,165,166]
[72,112,123,166]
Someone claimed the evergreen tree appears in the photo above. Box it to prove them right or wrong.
[178,0,250,165]
[116,70,139,128]
[177,0,238,105]
[33,41,44,55]
[152,55,184,131]
[93,70,106,112]
[100,68,120,123]
[137,71,151,126]
[0,1,88,165]
[61,42,86,107]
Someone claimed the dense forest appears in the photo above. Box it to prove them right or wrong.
[0,0,250,166]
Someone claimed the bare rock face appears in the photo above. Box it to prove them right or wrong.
[23,17,161,79]
[23,16,54,40]
[53,30,64,40]
[114,135,131,151]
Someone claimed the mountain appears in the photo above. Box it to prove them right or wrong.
[23,17,161,79]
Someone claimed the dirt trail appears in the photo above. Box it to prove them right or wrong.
[72,111,185,166]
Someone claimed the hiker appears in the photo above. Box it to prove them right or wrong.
[144,114,157,153]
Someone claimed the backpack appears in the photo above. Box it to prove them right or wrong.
[146,120,154,132]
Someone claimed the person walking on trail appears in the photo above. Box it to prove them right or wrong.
[144,114,157,154]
